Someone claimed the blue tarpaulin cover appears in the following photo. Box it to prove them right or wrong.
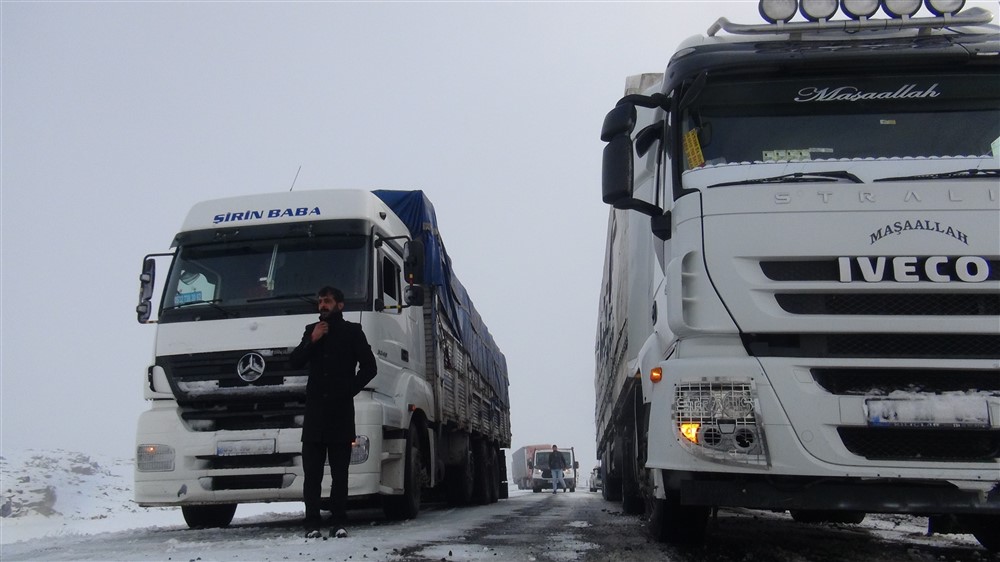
[373,190,510,408]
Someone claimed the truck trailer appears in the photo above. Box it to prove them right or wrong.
[511,444,551,490]
[135,189,511,528]
[594,1,999,550]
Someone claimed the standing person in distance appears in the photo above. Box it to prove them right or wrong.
[290,286,377,539]
[549,445,569,494]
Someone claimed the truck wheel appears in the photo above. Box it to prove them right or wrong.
[964,515,1000,552]
[383,424,422,520]
[472,439,490,505]
[648,492,709,545]
[532,486,541,493]
[446,447,475,505]
[620,443,643,514]
[181,504,237,529]
[487,447,500,504]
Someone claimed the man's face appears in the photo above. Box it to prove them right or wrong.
[317,295,341,318]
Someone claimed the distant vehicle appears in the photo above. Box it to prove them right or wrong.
[134,189,512,528]
[530,447,578,492]
[594,0,999,551]
[589,466,603,493]
[511,444,551,490]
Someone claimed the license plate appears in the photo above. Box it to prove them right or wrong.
[217,439,275,456]
[865,397,990,428]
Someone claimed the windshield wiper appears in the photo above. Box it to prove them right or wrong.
[164,299,236,317]
[709,170,863,188]
[246,293,317,305]
[874,168,1000,182]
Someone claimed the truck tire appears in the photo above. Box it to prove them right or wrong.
[620,435,643,514]
[472,439,491,505]
[181,504,237,529]
[383,424,422,520]
[446,446,475,506]
[648,491,709,545]
[487,447,500,504]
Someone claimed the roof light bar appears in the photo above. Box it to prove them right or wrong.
[801,0,839,21]
[759,0,798,23]
[841,0,880,19]
[881,0,922,17]
[925,0,965,16]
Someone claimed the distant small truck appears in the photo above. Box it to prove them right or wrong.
[530,447,578,492]
[511,444,551,490]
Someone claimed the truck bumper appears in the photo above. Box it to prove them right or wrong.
[134,399,387,506]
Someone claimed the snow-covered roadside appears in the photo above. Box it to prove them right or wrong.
[0,449,302,544]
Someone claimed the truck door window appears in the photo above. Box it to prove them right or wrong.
[379,254,401,313]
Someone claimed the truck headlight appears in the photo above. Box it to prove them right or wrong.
[673,381,768,466]
[350,435,370,465]
[136,444,175,472]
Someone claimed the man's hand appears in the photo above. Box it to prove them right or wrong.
[311,321,329,342]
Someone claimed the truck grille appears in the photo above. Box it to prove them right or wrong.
[159,351,307,431]
[812,368,1000,395]
[838,427,1000,462]
[775,293,999,316]
[743,333,1000,359]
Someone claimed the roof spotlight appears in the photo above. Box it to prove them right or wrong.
[801,0,839,21]
[759,0,799,23]
[924,0,965,16]
[881,0,922,17]
[841,0,880,18]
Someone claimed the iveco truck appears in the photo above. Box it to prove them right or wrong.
[594,1,999,550]
[135,189,511,528]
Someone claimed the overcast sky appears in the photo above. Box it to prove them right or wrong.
[5,1,990,472]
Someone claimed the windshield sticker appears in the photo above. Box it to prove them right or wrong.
[684,129,705,169]
[175,291,203,305]
[795,83,940,103]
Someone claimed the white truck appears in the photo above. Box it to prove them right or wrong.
[135,189,511,528]
[511,443,551,490]
[595,1,999,550]
[530,446,578,493]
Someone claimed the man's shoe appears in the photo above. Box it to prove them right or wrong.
[305,528,322,539]
[332,527,348,538]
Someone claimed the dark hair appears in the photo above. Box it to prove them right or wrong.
[317,286,344,303]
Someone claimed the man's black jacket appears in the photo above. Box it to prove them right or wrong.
[290,314,377,444]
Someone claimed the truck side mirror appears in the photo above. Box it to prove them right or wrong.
[574,461,580,470]
[601,102,664,217]
[527,460,533,469]
[137,257,156,324]
[403,239,425,285]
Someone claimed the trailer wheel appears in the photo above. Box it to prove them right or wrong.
[648,491,709,545]
[383,424,422,520]
[181,504,237,529]
[487,447,500,503]
[446,445,475,506]
[472,439,491,505]
[620,433,643,514]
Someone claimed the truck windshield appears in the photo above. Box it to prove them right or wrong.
[679,72,999,175]
[534,452,571,469]
[161,234,369,321]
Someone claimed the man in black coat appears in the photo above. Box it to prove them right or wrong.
[290,286,377,538]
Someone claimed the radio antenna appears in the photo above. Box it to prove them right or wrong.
[289,165,302,191]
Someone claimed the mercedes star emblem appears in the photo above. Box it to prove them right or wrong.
[236,352,266,383]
